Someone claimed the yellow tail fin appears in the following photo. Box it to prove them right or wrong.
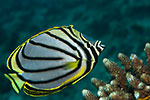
[4,73,25,93]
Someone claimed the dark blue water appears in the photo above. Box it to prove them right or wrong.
[0,0,150,100]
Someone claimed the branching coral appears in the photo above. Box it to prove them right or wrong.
[82,43,150,100]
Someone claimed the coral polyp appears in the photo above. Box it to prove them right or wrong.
[82,43,150,100]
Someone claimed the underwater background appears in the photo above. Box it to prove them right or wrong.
[0,0,150,100]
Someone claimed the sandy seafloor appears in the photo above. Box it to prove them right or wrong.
[0,0,150,100]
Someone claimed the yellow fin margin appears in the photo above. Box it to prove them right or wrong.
[23,82,62,97]
[7,44,24,73]
[11,47,24,73]
[72,60,95,84]
[7,25,73,72]
[4,73,25,94]
[23,60,86,96]
[27,25,74,43]
[7,46,21,71]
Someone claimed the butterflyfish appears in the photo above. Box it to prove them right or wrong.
[4,25,105,97]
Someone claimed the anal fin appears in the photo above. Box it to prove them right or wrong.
[23,83,60,97]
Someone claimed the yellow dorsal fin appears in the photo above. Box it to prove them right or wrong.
[4,73,25,93]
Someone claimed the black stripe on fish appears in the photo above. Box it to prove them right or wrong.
[44,31,77,51]
[22,42,63,61]
[24,83,62,96]
[23,84,52,96]
[17,59,82,84]
[67,26,78,38]
[13,26,93,86]
[90,46,98,63]
[95,41,103,54]
[16,47,72,72]
[7,47,20,71]
[79,33,90,48]
[45,31,83,60]
[6,74,20,93]
[26,40,79,60]
[15,30,83,73]
[63,27,93,75]
[59,27,92,61]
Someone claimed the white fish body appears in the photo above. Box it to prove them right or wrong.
[4,25,105,97]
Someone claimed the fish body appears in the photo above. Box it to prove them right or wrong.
[4,25,104,97]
